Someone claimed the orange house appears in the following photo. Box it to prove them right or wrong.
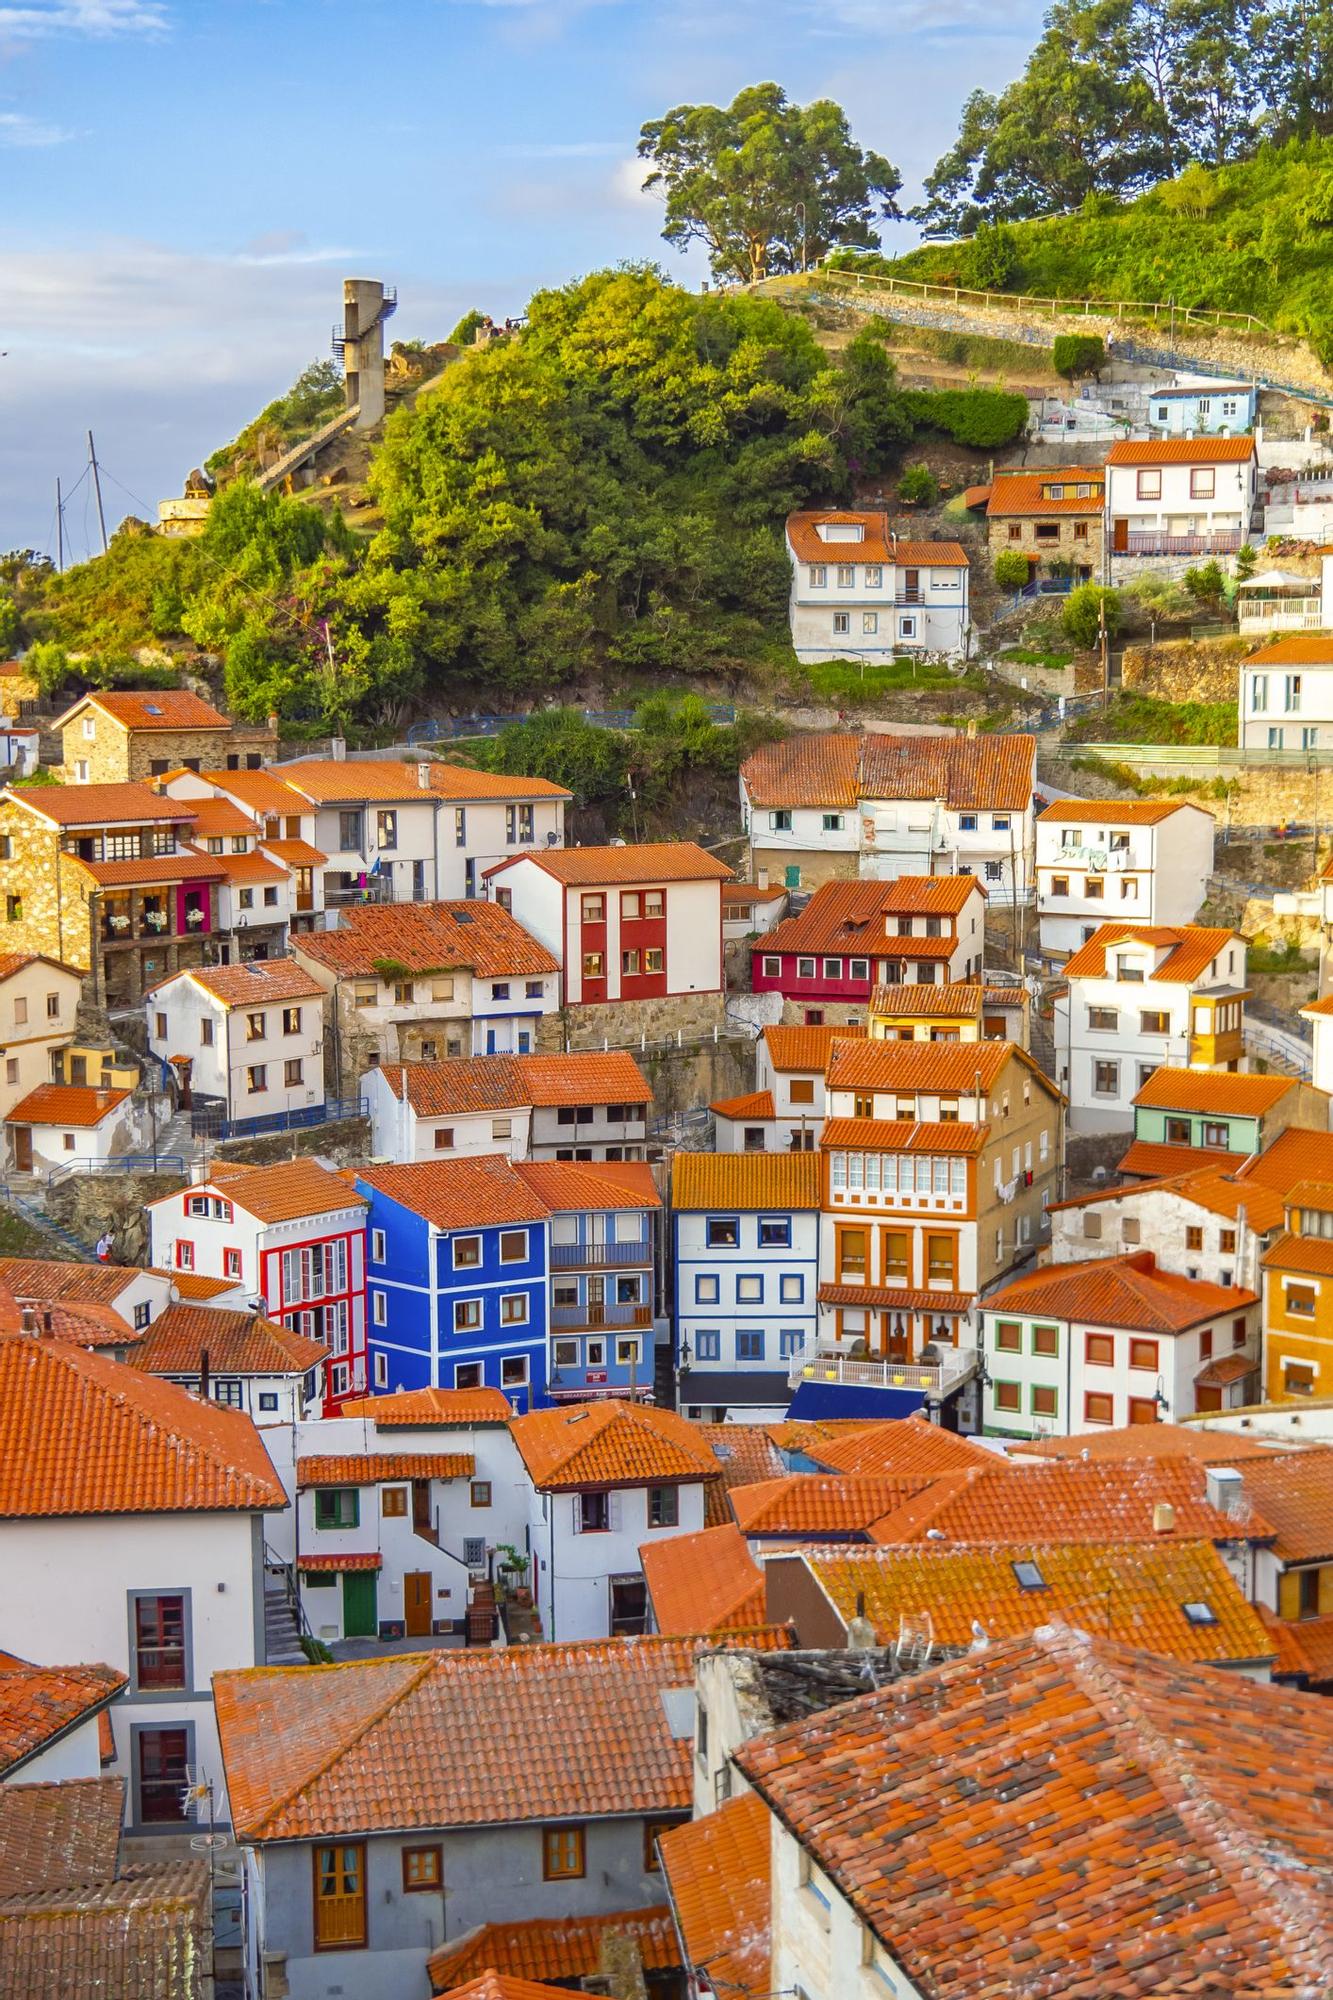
[1261,1179,1333,1402]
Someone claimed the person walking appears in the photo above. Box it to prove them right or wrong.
[95,1230,113,1264]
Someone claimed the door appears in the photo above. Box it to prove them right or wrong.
[1195,1387,1222,1413]
[12,1127,31,1173]
[412,1480,432,1536]
[1113,517,1129,552]
[609,1576,648,1636]
[485,1027,497,1055]
[136,1726,190,1824]
[405,1572,432,1638]
[70,1053,88,1086]
[342,1569,378,1638]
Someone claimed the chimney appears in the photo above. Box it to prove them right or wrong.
[189,1159,209,1185]
[1152,1501,1175,1535]
[845,1589,876,1652]
[267,712,279,732]
[330,736,346,762]
[417,762,432,791]
[1205,1466,1243,1516]
[20,1303,37,1336]
[199,1348,210,1401]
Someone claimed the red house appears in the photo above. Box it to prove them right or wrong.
[752,876,986,1021]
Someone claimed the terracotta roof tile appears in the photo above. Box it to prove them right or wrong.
[722,881,788,904]
[23,1300,141,1349]
[660,1793,771,2000]
[1014,1422,1297,1464]
[1049,1166,1288,1235]
[1263,1228,1333,1276]
[259,837,326,866]
[786,511,969,567]
[296,1453,474,1488]
[514,1050,649,1107]
[511,1160,660,1212]
[190,1158,366,1226]
[810,1414,1004,1478]
[339,1386,515,1426]
[356,1156,550,1232]
[0,1777,125,1895]
[189,847,286,887]
[740,733,861,808]
[427,1909,678,1992]
[800,1539,1273,1664]
[672,1152,821,1211]
[821,1115,989,1154]
[869,980,984,1018]
[0,951,76,983]
[760,877,980,961]
[5,1084,131,1129]
[695,1424,786,1524]
[378,1055,527,1117]
[5,783,193,827]
[149,1270,244,1300]
[815,1283,973,1315]
[509,1402,719,1491]
[1037,797,1206,825]
[709,1089,776,1120]
[425,762,572,801]
[1250,636,1333,667]
[277,759,443,803]
[1133,1066,1295,1114]
[0,1260,140,1306]
[1225,1449,1333,1562]
[174,797,254,837]
[731,1473,932,1537]
[428,1976,579,2000]
[1119,1138,1248,1178]
[866,1457,1271,1545]
[0,1663,126,1778]
[1237,1123,1333,1190]
[985,1249,1256,1333]
[984,468,1104,517]
[78,850,227,889]
[734,1628,1333,2000]
[742,732,1035,814]
[65,690,229,731]
[293,900,558,980]
[0,1334,286,1516]
[486,841,732,886]
[0,1860,212,2000]
[761,1022,866,1071]
[127,1305,325,1379]
[193,768,305,813]
[215,1634,776,1842]
[1062,921,1240,983]
[1106,434,1256,463]
[825,1038,1020,1093]
[640,1524,765,1633]
[1194,1349,1257,1388]
[1262,1606,1333,1682]
[150,957,325,1008]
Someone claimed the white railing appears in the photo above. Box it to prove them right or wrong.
[1237,602,1324,633]
[786,1346,978,1397]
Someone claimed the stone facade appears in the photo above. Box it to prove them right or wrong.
[987,513,1102,574]
[61,720,232,786]
[750,843,857,894]
[1121,637,1249,704]
[0,797,97,970]
[536,990,729,1054]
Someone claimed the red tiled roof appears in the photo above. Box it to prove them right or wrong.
[277,759,443,803]
[0,1860,212,2000]
[825,1038,1022,1093]
[193,768,305,813]
[22,1300,141,1349]
[339,1387,515,1426]
[1194,1350,1257,1388]
[866,1458,1271,1546]
[761,881,976,961]
[215,1634,781,1841]
[761,1022,866,1071]
[0,1335,286,1516]
[198,1158,367,1225]
[293,900,558,980]
[5,783,193,827]
[984,1250,1255,1333]
[429,1977,581,2000]
[190,847,286,886]
[672,1152,820,1210]
[709,1089,776,1120]
[127,1305,325,1379]
[259,837,326,866]
[869,981,984,1018]
[0,1775,125,1895]
[1063,921,1239,983]
[821,1115,989,1154]
[1037,797,1205,825]
[377,1056,527,1117]
[1226,1449,1333,1563]
[1133,1066,1294,1114]
[1263,1228,1333,1276]
[741,733,1035,814]
[734,1629,1333,2000]
[0,951,79,983]
[660,1793,771,2000]
[640,1524,765,1633]
[786,511,969,567]
[296,1453,474,1488]
[486,842,732,886]
[171,797,254,837]
[510,1402,719,1491]
[731,1473,931,1537]
[1119,1139,1248,1178]
[425,762,572,801]
[427,1909,679,1993]
[816,1283,972,1314]
[149,1270,244,1300]
[5,1084,130,1129]
[1013,1423,1296,1464]
[0,1662,126,1778]
[740,732,861,808]
[722,881,788,904]
[356,1156,550,1232]
[78,851,227,889]
[149,958,324,1007]
[64,690,229,731]
[695,1424,786,1523]
[810,1416,1003,1479]
[511,1159,660,1212]
[1261,1607,1333,1683]
[1236,1123,1333,1191]
[514,1050,650,1107]
[985,468,1104,517]
[1106,435,1256,463]
[0,1260,141,1306]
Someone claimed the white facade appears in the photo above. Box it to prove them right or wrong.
[491,857,725,1007]
[1239,642,1333,753]
[527,1476,709,1644]
[277,769,443,909]
[1036,806,1215,957]
[1105,447,1256,559]
[675,1205,820,1420]
[363,1066,533,1164]
[786,516,971,662]
[146,971,325,1125]
[3,1706,108,1786]
[9,1090,138,1171]
[768,1815,928,2000]
[432,789,568,900]
[1303,1001,1333,1095]
[2,1508,268,1834]
[1051,1184,1265,1293]
[0,957,82,1120]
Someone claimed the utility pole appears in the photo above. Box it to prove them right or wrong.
[55,478,64,573]
[87,430,108,555]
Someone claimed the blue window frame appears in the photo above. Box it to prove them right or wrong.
[737,1330,765,1362]
[694,1274,720,1304]
[706,1216,739,1248]
[735,1274,763,1305]
[779,1329,803,1358]
[959,813,978,831]
[694,1330,721,1361]
[779,1274,805,1303]
[758,1216,791,1248]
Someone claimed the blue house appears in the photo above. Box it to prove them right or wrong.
[1148,379,1256,437]
[513,1161,661,1403]
[671,1152,821,1423]
[357,1156,550,1412]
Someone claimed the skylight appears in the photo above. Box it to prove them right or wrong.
[145,704,163,716]
[1012,1561,1047,1592]
[1183,1601,1218,1626]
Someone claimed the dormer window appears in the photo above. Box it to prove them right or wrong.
[816,521,865,543]
[1116,959,1146,983]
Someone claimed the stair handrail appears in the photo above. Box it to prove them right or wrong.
[263,1541,316,1646]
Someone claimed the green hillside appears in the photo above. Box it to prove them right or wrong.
[831,140,1333,361]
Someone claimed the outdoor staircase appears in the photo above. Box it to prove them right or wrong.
[255,405,360,495]
[262,1581,307,1667]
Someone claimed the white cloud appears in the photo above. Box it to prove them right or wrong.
[612,155,655,206]
[497,139,623,158]
[0,110,70,144]
[0,1,167,33]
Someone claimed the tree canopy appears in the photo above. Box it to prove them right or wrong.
[638,83,901,283]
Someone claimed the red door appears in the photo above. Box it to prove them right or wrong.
[137,1727,190,1823]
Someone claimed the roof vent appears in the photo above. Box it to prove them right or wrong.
[1205,1466,1243,1516]
[1152,1502,1176,1535]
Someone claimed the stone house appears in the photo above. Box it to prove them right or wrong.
[983,465,1105,582]
[0,659,42,712]
[56,690,236,785]
[0,951,84,1118]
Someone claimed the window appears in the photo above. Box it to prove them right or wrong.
[1128,1337,1158,1370]
[1190,468,1215,499]
[224,1247,242,1279]
[454,1299,482,1332]
[578,1491,609,1533]
[1093,1060,1119,1095]
[1140,1010,1170,1034]
[543,1827,585,1880]
[282,1006,302,1035]
[496,1228,527,1264]
[694,1330,721,1360]
[454,1362,483,1389]
[1085,1332,1114,1367]
[1084,1392,1114,1426]
[314,1842,367,1950]
[284,1058,304,1088]
[1121,1218,1140,1246]
[1232,1315,1247,1349]
[246,1010,266,1042]
[993,1380,1021,1413]
[836,563,855,587]
[130,1593,187,1692]
[136,1726,191,1826]
[246,1065,267,1094]
[372,1353,388,1390]
[1136,469,1162,499]
[899,616,916,639]
[402,1847,442,1892]
[706,1216,739,1247]
[500,1293,528,1325]
[1051,875,1069,897]
[1286,1283,1317,1318]
[926,1235,954,1282]
[1202,1122,1229,1150]
[994,1319,1021,1352]
[382,1486,408,1518]
[809,564,827,587]
[583,952,604,979]
[434,1127,455,1152]
[862,613,878,635]
[737,1330,765,1361]
[770,810,794,834]
[315,1489,358,1529]
[471,1480,492,1508]
[1285,1359,1316,1396]
[648,1486,679,1528]
[693,1275,721,1307]
[581,893,605,924]
[736,1275,763,1304]
[1032,1322,1059,1357]
[454,1236,482,1269]
[176,1241,194,1271]
[337,810,362,854]
[758,1216,791,1247]
[1220,1229,1237,1254]
[779,1274,803,1303]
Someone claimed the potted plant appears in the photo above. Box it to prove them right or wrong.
[496,1543,529,1591]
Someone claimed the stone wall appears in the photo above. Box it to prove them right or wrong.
[45,1169,182,1260]
[988,516,1102,570]
[538,991,730,1053]
[59,720,232,786]
[214,1114,372,1169]
[0,797,95,970]
[748,844,856,893]
[1120,637,1249,704]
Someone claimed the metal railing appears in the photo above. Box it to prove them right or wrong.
[786,1344,979,1396]
[550,1303,652,1330]
[550,1240,651,1269]
[191,1096,366,1141]
[1068,741,1333,771]
[1120,531,1242,557]
[812,267,1272,334]
[404,703,736,747]
[46,1151,185,1188]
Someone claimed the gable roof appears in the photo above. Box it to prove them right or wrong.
[0,1335,286,1517]
[865,1458,1269,1547]
[1046,1165,1289,1235]
[4,1084,130,1130]
[59,690,229,732]
[292,900,559,980]
[1225,1449,1333,1564]
[514,1050,650,1107]
[149,958,325,1008]
[1037,797,1206,825]
[796,1539,1272,1665]
[1062,921,1240,982]
[1248,635,1333,668]
[869,980,985,1019]
[215,1634,779,1842]
[709,1088,777,1121]
[820,1116,989,1155]
[191,768,306,814]
[671,1151,821,1211]
[740,733,861,809]
[1118,1138,1248,1179]
[659,1793,771,2000]
[356,1156,550,1232]
[2,783,192,828]
[339,1386,516,1427]
[0,1860,212,2000]
[759,877,980,960]
[377,1055,528,1118]
[1132,1066,1296,1115]
[192,1158,367,1225]
[509,1401,719,1491]
[0,952,82,986]
[983,1250,1255,1333]
[731,1473,930,1538]
[761,1022,866,1072]
[741,733,1035,815]
[510,1159,660,1213]
[984,468,1104,517]
[1235,1122,1333,1191]
[0,1777,125,1895]
[695,1423,786,1523]
[275,759,441,804]
[0,1260,143,1306]
[425,762,572,802]
[808,1414,1004,1479]
[1106,434,1256,463]
[176,796,255,839]
[1013,1422,1295,1464]
[825,1037,1029,1095]
[296,1453,475,1489]
[734,1628,1333,1999]
[426,1909,679,1994]
[486,841,732,886]
[640,1523,765,1634]
[0,1661,126,1778]
[126,1305,326,1380]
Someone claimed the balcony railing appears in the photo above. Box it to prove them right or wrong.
[551,1240,650,1269]
[1237,600,1322,633]
[786,1344,978,1398]
[324,877,393,907]
[1120,531,1242,557]
[550,1303,651,1330]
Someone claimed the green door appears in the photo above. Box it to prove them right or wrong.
[342,1569,378,1638]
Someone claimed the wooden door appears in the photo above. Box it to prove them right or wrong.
[342,1569,377,1638]
[1195,1386,1223,1413]
[313,1843,366,1950]
[412,1481,431,1534]
[405,1572,432,1638]
[13,1127,31,1173]
[1113,517,1129,552]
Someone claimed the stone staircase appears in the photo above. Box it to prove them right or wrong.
[262,1572,309,1667]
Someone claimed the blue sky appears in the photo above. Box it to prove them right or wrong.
[0,0,1044,559]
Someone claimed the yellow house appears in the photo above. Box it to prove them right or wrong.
[1260,1179,1333,1402]
[868,979,1028,1046]
[0,951,84,1118]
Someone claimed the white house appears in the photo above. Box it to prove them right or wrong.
[1036,799,1216,957]
[0,724,38,777]
[145,958,327,1130]
[272,759,447,911]
[424,763,571,899]
[363,1049,652,1165]
[672,1151,821,1422]
[1302,992,1333,1094]
[1105,436,1257,564]
[1236,553,1333,639]
[508,1401,718,1643]
[0,1331,285,1835]
[486,843,731,1011]
[785,512,971,661]
[144,1157,369,1416]
[980,1251,1261,1436]
[125,1301,327,1423]
[712,1023,869,1155]
[0,952,84,1120]
[1238,634,1333,752]
[1053,922,1247,1134]
[162,767,328,934]
[4,1081,137,1175]
[1048,1167,1285,1301]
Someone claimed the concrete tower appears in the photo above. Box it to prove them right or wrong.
[337,278,397,431]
